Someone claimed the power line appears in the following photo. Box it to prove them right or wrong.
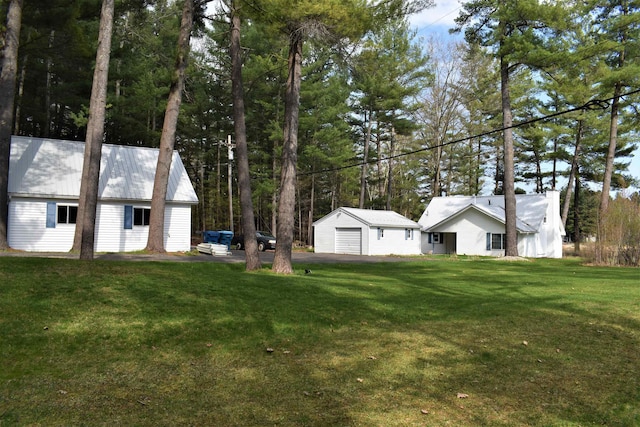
[414,5,463,32]
[299,88,640,177]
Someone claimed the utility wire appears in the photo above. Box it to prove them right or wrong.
[299,88,640,177]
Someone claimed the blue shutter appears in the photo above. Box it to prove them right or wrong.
[486,233,491,250]
[124,205,133,229]
[46,202,56,228]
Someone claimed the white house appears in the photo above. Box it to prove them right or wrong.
[313,207,421,256]
[8,136,198,253]
[418,191,565,258]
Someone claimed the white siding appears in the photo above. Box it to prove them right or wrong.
[164,204,192,252]
[314,210,367,254]
[368,226,421,256]
[8,199,76,252]
[314,208,421,256]
[9,198,192,253]
[94,203,146,252]
[419,191,564,258]
[424,209,506,257]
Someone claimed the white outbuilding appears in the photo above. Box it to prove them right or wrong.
[8,136,198,253]
[418,191,565,258]
[313,207,421,256]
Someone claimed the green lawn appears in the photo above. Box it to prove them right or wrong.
[0,257,638,426]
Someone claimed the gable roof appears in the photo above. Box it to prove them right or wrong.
[419,194,549,234]
[314,207,420,228]
[8,136,198,204]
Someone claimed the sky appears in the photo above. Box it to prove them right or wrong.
[407,0,640,195]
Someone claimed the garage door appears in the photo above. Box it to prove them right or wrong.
[335,228,362,255]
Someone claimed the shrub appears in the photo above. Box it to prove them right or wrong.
[591,193,640,266]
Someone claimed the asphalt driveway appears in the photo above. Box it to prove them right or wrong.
[0,249,426,264]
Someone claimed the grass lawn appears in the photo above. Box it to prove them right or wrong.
[0,256,638,426]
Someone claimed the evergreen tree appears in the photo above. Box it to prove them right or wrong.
[146,0,198,253]
[74,0,115,260]
[454,0,566,256]
[229,0,261,270]
[0,0,22,250]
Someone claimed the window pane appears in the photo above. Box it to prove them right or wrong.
[134,208,143,225]
[68,206,78,224]
[491,233,503,250]
[143,208,150,226]
[57,206,67,224]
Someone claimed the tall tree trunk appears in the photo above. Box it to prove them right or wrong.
[73,0,114,259]
[230,1,261,271]
[599,83,621,221]
[273,31,303,274]
[308,171,315,246]
[44,30,55,138]
[359,110,372,208]
[500,54,518,257]
[433,141,442,197]
[573,172,581,254]
[386,126,395,210]
[562,119,582,227]
[0,0,23,250]
[14,51,28,135]
[146,0,193,253]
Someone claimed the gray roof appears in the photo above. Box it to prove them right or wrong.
[418,194,548,233]
[314,207,420,228]
[9,136,198,204]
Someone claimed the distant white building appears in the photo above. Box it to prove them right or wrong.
[418,191,565,258]
[8,136,198,252]
[313,207,421,256]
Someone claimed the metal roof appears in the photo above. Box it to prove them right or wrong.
[314,207,420,228]
[9,136,198,204]
[418,194,549,233]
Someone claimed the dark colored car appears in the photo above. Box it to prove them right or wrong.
[231,231,276,251]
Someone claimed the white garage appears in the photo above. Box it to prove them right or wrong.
[313,207,421,256]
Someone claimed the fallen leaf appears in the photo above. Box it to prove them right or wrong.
[367,355,377,360]
[357,378,364,383]
[206,343,212,347]
[457,393,469,399]
[266,347,274,353]
[522,340,528,346]
[420,409,429,415]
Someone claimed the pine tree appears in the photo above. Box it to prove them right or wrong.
[0,0,22,249]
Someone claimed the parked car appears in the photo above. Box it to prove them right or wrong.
[231,231,276,251]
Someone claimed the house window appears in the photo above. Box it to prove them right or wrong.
[46,202,77,228]
[124,205,150,229]
[405,228,413,240]
[134,207,151,226]
[491,233,506,250]
[428,232,442,244]
[378,228,384,240]
[57,205,78,224]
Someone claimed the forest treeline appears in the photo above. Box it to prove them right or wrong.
[1,0,639,265]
